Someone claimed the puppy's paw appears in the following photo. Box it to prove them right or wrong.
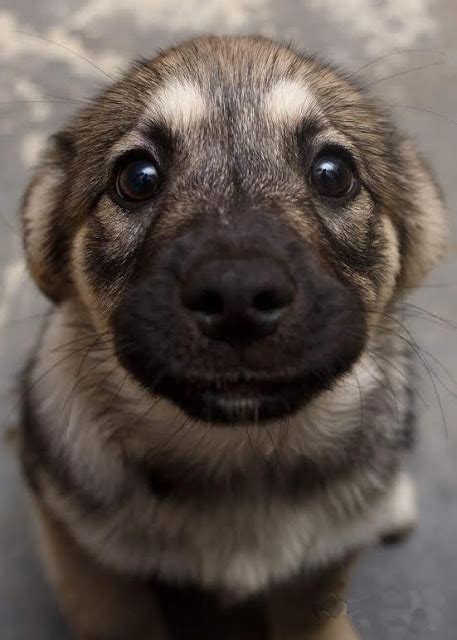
[380,472,418,545]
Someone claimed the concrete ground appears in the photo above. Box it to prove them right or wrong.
[0,1,456,638]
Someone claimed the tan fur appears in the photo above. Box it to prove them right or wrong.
[144,79,206,131]
[265,79,323,124]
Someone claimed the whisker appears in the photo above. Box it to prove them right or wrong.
[265,423,281,469]
[95,371,130,438]
[346,48,443,80]
[24,340,107,395]
[277,415,291,459]
[412,345,456,392]
[7,339,105,420]
[353,369,366,428]
[187,421,212,460]
[50,329,112,354]
[385,103,457,128]
[74,363,118,427]
[145,412,191,460]
[0,311,51,328]
[364,61,442,88]
[130,395,164,430]
[61,333,111,411]
[54,339,114,355]
[378,314,449,437]
[45,93,93,105]
[398,301,457,331]
[15,31,115,82]
[0,99,91,108]
[0,212,21,237]
[244,423,263,467]
[399,282,457,290]
[365,343,427,409]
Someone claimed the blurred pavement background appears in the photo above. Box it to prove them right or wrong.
[0,1,456,638]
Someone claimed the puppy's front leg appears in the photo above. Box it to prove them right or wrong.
[31,498,167,640]
[268,562,361,640]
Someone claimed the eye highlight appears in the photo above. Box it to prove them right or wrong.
[115,153,160,203]
[310,153,355,199]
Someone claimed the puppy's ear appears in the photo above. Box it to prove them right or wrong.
[397,137,447,288]
[21,132,74,302]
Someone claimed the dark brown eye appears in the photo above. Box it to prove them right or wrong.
[116,156,160,202]
[310,155,355,198]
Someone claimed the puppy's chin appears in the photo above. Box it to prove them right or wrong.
[154,376,305,424]
[114,343,365,425]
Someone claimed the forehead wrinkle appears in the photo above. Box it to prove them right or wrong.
[143,78,206,132]
[265,79,324,126]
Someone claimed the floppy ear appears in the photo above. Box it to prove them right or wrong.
[21,132,75,302]
[397,137,447,288]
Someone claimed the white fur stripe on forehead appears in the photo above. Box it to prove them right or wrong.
[265,79,323,124]
[143,79,206,130]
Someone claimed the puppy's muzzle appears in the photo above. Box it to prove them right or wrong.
[113,218,366,423]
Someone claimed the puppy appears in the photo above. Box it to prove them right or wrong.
[19,36,446,639]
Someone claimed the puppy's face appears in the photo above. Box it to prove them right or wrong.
[22,37,445,424]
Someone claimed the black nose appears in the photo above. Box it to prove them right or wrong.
[181,257,295,344]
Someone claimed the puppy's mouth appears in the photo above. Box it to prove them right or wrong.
[153,370,337,424]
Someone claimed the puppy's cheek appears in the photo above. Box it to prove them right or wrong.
[368,214,402,326]
[282,196,395,320]
[377,214,402,303]
[71,225,130,332]
[329,213,400,336]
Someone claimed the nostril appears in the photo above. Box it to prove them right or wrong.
[252,287,293,316]
[188,289,224,316]
[253,289,284,313]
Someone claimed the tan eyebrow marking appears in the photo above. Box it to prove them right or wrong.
[143,79,206,131]
[265,79,323,124]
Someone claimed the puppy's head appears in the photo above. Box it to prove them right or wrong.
[21,36,446,424]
